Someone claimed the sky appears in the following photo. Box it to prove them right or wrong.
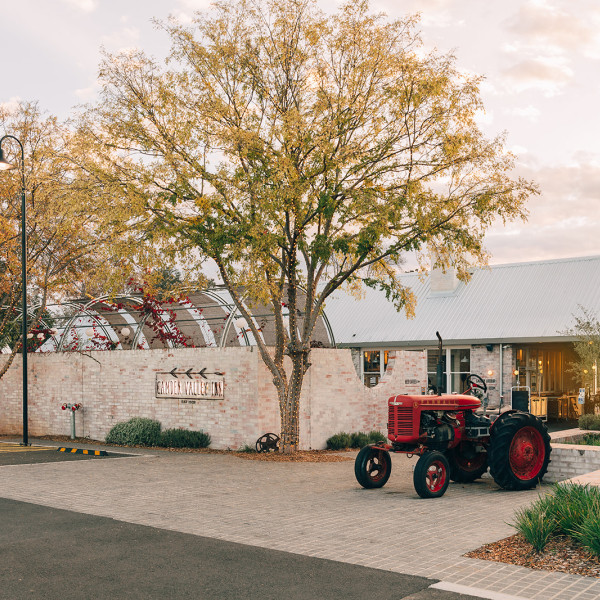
[1,0,599,268]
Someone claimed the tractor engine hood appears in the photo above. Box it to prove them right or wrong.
[388,394,482,412]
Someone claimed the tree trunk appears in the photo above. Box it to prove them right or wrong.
[278,350,308,453]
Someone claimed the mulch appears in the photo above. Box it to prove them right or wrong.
[465,533,600,579]
[24,435,354,462]
[231,449,353,462]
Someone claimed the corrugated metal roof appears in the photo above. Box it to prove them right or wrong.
[325,255,600,347]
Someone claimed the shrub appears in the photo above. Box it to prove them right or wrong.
[160,428,211,449]
[578,414,600,431]
[550,483,600,534]
[512,497,557,552]
[106,417,162,447]
[573,512,600,556]
[238,444,256,453]
[326,432,352,450]
[566,433,600,446]
[510,483,600,555]
[327,430,386,450]
[368,430,387,444]
[350,432,370,449]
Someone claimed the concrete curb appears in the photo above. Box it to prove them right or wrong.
[431,581,530,600]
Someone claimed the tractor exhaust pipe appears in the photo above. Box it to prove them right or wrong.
[436,331,443,396]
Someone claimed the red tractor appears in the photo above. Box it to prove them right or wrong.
[354,335,551,499]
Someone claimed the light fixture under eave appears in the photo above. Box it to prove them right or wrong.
[0,148,15,170]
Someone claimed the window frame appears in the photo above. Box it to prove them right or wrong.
[427,347,471,394]
[361,349,389,387]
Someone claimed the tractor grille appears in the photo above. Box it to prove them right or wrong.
[388,405,413,437]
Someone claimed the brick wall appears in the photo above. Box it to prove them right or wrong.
[545,444,600,482]
[0,347,425,450]
[470,344,514,409]
[545,432,600,482]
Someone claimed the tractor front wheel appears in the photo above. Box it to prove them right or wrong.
[446,442,488,483]
[489,412,551,490]
[413,451,450,498]
[354,445,392,489]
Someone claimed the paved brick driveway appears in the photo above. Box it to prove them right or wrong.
[1,447,599,599]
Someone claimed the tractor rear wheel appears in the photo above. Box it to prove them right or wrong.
[413,451,450,498]
[446,442,488,483]
[354,445,392,489]
[489,412,551,491]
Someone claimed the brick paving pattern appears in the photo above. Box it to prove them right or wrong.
[1,446,599,599]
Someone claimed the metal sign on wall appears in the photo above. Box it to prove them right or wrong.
[155,367,225,401]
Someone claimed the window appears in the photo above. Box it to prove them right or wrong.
[427,348,470,393]
[515,346,566,394]
[363,350,389,387]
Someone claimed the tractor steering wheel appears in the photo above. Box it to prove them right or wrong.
[465,373,487,395]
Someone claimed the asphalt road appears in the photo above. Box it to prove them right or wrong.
[0,497,488,600]
[0,448,129,466]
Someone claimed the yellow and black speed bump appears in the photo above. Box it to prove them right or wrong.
[58,447,107,456]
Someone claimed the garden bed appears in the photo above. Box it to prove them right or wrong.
[466,482,600,579]
[13,435,354,462]
[465,533,600,578]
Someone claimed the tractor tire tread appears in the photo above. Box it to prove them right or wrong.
[488,411,551,491]
[354,445,392,489]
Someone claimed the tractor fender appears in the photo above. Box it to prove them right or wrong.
[489,409,518,432]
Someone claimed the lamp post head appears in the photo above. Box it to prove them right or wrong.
[0,147,16,171]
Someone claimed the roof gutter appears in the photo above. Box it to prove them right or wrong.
[337,335,578,349]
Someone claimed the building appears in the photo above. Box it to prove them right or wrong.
[326,255,600,419]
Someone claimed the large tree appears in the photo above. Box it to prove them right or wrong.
[81,0,536,452]
[0,102,138,378]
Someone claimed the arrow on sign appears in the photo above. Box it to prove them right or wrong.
[166,368,223,379]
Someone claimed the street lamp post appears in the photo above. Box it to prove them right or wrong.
[0,135,29,446]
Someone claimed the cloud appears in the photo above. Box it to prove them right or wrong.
[499,1,600,96]
[508,145,529,155]
[100,26,141,53]
[373,0,461,27]
[0,97,22,115]
[485,155,600,263]
[505,1,597,55]
[504,105,541,122]
[474,109,494,127]
[165,0,214,26]
[74,80,101,102]
[501,56,573,96]
[178,0,213,8]
[60,0,97,12]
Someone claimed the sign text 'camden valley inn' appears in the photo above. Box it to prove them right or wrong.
[156,368,224,401]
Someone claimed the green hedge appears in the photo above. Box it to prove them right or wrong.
[579,414,600,431]
[105,418,210,449]
[160,428,211,449]
[105,417,162,447]
[326,430,386,450]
